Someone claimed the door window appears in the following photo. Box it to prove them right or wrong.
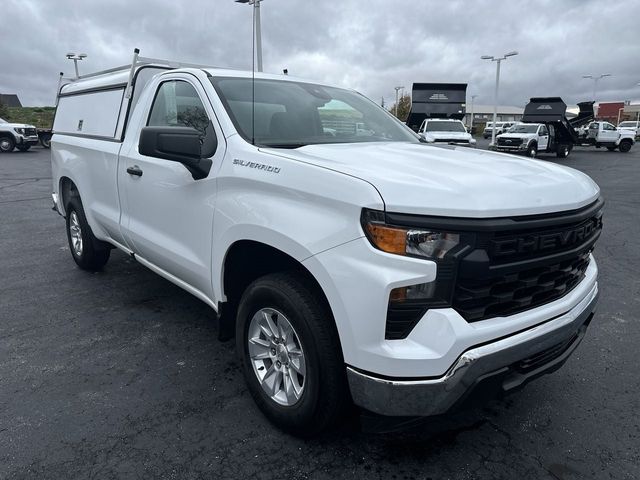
[148,80,212,139]
[539,126,549,136]
[603,123,616,131]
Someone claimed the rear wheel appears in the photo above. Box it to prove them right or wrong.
[556,145,570,158]
[16,145,31,152]
[527,142,538,158]
[0,135,15,153]
[618,140,632,153]
[65,196,111,271]
[236,272,349,436]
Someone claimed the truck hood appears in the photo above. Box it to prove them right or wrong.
[497,133,536,140]
[0,122,36,129]
[422,131,471,141]
[265,142,599,217]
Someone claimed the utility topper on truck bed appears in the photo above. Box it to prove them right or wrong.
[51,50,602,435]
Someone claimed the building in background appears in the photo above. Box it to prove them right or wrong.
[463,104,524,126]
[595,101,626,124]
[0,94,22,107]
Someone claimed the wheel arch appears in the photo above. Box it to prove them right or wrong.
[217,237,342,348]
[58,176,82,217]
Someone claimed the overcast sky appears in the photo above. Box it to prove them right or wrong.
[2,0,639,108]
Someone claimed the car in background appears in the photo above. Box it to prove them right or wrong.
[418,118,476,146]
[585,121,635,152]
[0,117,40,153]
[617,121,640,138]
[483,121,515,139]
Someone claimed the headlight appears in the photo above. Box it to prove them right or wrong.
[14,128,25,135]
[361,209,460,259]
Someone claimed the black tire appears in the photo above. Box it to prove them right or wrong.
[40,135,52,149]
[606,146,617,152]
[556,145,570,158]
[0,135,15,153]
[527,142,538,158]
[16,145,31,152]
[618,140,632,153]
[65,196,111,271]
[236,272,349,436]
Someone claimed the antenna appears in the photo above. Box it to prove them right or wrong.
[251,3,256,145]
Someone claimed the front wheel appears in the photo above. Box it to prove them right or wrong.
[65,196,111,271]
[40,135,52,149]
[236,272,349,436]
[618,140,632,153]
[0,136,15,153]
[527,142,538,158]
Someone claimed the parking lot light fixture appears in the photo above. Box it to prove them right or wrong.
[582,74,612,102]
[482,51,519,146]
[66,53,87,78]
[394,86,404,118]
[236,0,263,72]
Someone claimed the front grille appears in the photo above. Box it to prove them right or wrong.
[451,202,602,322]
[380,198,603,338]
[454,250,591,321]
[25,128,37,136]
[434,138,469,143]
[497,137,522,146]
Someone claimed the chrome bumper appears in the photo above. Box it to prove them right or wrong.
[347,284,599,417]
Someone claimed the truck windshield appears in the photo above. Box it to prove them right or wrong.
[424,121,466,133]
[210,77,419,148]
[508,124,539,133]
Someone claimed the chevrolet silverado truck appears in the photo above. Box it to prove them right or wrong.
[483,121,515,139]
[0,116,40,152]
[417,118,476,146]
[51,50,603,436]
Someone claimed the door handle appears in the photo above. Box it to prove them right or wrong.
[127,165,143,177]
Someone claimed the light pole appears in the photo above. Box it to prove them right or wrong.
[636,83,640,125]
[66,53,87,78]
[469,94,478,132]
[236,0,263,72]
[394,86,404,118]
[582,74,611,102]
[481,51,518,146]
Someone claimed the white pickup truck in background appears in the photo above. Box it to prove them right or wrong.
[0,116,40,152]
[417,118,476,146]
[582,121,636,152]
[495,123,572,158]
[617,120,640,138]
[50,50,602,436]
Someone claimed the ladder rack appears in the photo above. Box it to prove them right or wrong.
[60,48,233,98]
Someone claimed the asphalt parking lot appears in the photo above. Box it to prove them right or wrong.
[1,144,639,479]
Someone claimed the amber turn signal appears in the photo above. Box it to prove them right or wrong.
[365,223,406,255]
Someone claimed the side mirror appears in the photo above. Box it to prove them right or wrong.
[139,126,215,180]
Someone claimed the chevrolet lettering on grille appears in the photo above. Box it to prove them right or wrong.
[490,216,603,257]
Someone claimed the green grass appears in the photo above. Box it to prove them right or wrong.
[3,107,55,129]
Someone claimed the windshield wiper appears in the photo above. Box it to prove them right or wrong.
[260,142,308,149]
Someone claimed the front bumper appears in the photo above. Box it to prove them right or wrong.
[347,282,598,417]
[17,135,40,146]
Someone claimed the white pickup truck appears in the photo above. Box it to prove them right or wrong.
[0,117,40,152]
[495,122,572,158]
[51,52,602,435]
[583,121,635,152]
[417,118,476,146]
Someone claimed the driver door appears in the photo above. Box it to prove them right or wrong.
[118,75,225,298]
[538,125,549,150]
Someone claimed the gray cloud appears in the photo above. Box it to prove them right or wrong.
[2,0,639,107]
